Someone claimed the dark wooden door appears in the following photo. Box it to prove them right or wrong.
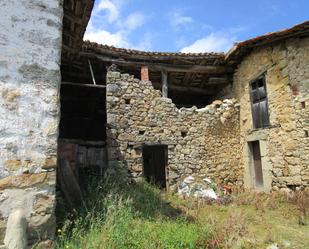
[142,145,167,188]
[251,141,264,187]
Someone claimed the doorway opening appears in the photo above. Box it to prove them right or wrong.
[248,141,264,188]
[142,145,168,188]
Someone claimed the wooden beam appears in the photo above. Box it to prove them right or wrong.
[152,82,216,95]
[63,12,82,24]
[161,70,168,98]
[79,53,228,74]
[61,82,106,89]
[181,72,195,85]
[207,77,230,85]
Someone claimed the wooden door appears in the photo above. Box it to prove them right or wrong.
[250,141,264,187]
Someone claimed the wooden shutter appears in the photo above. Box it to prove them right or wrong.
[250,76,270,128]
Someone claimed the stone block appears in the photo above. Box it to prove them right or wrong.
[34,194,55,215]
[4,209,27,249]
[0,173,48,191]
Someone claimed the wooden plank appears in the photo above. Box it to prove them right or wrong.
[58,158,83,207]
[207,77,230,85]
[161,70,168,98]
[58,138,106,146]
[181,72,195,85]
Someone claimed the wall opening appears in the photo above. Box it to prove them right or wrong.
[248,141,264,188]
[181,131,188,138]
[57,82,107,206]
[142,145,168,188]
[301,101,306,108]
[59,84,106,141]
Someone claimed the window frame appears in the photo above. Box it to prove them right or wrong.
[249,74,270,129]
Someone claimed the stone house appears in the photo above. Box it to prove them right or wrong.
[0,0,308,246]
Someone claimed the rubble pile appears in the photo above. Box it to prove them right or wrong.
[178,176,218,199]
[178,176,234,204]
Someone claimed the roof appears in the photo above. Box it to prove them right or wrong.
[82,41,224,59]
[226,21,309,63]
[62,0,95,60]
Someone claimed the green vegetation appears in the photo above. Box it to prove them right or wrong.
[55,176,211,249]
[54,176,309,249]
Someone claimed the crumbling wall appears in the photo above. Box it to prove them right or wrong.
[106,71,242,190]
[0,0,62,244]
[233,37,309,191]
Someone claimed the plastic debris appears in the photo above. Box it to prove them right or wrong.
[178,175,218,200]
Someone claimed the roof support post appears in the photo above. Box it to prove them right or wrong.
[161,70,168,98]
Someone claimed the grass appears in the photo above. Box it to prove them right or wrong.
[55,176,210,249]
[54,176,309,249]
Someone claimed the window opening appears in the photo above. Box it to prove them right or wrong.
[249,75,270,128]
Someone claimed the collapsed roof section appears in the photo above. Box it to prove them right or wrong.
[61,1,309,106]
[63,40,234,107]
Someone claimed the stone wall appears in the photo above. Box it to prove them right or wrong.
[233,37,309,191]
[0,0,62,244]
[106,71,242,190]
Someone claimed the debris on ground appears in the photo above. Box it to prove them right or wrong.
[178,176,217,199]
[177,176,234,205]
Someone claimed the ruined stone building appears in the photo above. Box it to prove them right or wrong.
[0,0,308,246]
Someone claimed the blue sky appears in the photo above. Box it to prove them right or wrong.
[84,0,309,53]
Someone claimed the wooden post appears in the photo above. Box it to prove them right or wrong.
[161,70,168,98]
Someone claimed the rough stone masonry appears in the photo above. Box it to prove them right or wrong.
[106,70,242,190]
[0,0,62,244]
[233,37,309,192]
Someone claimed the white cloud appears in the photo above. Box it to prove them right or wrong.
[124,12,145,31]
[180,33,235,53]
[84,30,129,47]
[84,0,150,49]
[169,10,193,30]
[95,0,119,23]
[133,32,153,51]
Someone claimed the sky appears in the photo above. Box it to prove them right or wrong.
[84,0,309,53]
